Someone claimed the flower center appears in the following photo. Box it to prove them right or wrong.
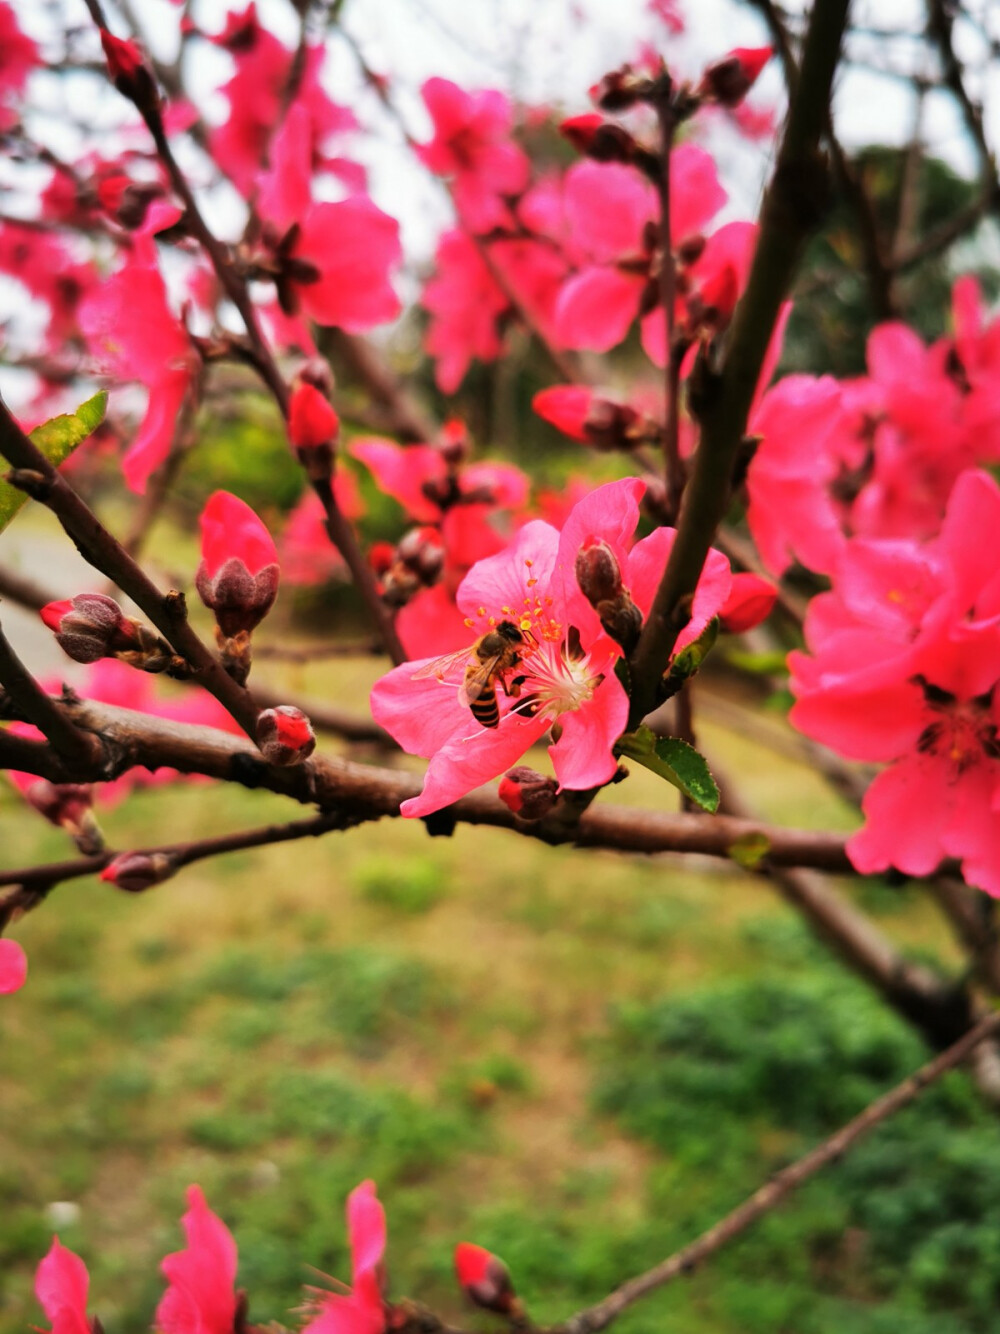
[916,687,1000,774]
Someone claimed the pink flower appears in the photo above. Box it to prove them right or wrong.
[789,469,1000,894]
[78,238,196,493]
[371,479,731,817]
[196,491,279,635]
[35,1238,92,1334]
[351,437,528,525]
[156,1185,238,1334]
[552,150,727,361]
[745,374,847,575]
[0,938,27,995]
[257,104,400,332]
[209,5,359,197]
[302,1180,386,1334]
[417,79,530,233]
[0,2,39,128]
[421,231,508,392]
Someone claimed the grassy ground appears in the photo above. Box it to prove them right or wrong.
[1,666,995,1334]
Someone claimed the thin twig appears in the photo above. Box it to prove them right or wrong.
[0,810,346,891]
[558,1008,1000,1334]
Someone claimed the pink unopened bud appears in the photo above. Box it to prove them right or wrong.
[498,767,559,821]
[195,492,279,636]
[455,1243,518,1314]
[559,114,636,164]
[255,706,316,766]
[698,46,772,107]
[0,939,28,995]
[396,527,445,582]
[40,593,138,664]
[533,386,594,442]
[718,572,778,634]
[289,382,340,453]
[100,851,176,893]
[100,29,160,114]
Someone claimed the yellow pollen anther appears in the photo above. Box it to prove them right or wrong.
[525,559,533,567]
[489,616,497,626]
[464,618,474,628]
[478,606,486,617]
[527,578,538,587]
[520,617,532,631]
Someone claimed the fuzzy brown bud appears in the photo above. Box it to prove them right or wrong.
[255,706,316,766]
[100,851,176,893]
[498,767,559,821]
[40,594,139,665]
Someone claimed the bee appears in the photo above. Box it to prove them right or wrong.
[413,619,527,729]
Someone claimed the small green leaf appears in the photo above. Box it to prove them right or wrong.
[728,831,771,870]
[617,725,720,813]
[0,392,107,535]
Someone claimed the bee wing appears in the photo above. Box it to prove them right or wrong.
[461,653,504,705]
[410,647,476,684]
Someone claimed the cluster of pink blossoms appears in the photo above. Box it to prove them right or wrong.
[789,469,1000,895]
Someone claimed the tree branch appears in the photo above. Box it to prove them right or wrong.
[0,696,958,880]
[0,397,261,737]
[0,621,101,771]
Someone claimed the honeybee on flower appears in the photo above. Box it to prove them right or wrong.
[371,479,732,816]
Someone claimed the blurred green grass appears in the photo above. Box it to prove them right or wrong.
[0,674,990,1334]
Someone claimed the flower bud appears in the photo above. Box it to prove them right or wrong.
[576,540,643,650]
[454,1243,519,1315]
[195,492,279,636]
[99,28,160,116]
[576,539,624,606]
[438,418,470,468]
[697,46,772,108]
[288,382,340,480]
[255,706,316,766]
[589,65,654,112]
[498,767,558,820]
[100,851,176,893]
[0,938,28,995]
[718,572,778,634]
[20,780,105,855]
[559,114,636,164]
[381,529,445,607]
[40,593,139,665]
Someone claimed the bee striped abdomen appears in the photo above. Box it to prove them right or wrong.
[468,688,500,728]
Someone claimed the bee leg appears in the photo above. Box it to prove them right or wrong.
[503,674,527,699]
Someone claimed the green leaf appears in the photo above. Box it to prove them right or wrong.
[728,831,771,870]
[617,725,720,813]
[0,392,107,535]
